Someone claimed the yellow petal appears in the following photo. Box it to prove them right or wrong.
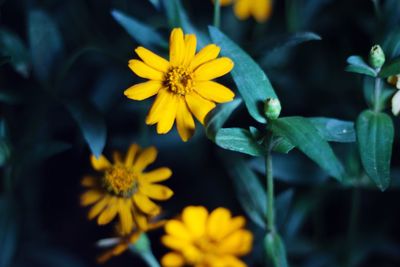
[183,34,197,65]
[139,167,172,183]
[88,195,110,220]
[194,57,234,81]
[134,146,157,172]
[165,219,192,241]
[128,59,164,80]
[215,256,247,267]
[185,92,216,124]
[170,28,185,66]
[140,183,174,200]
[117,198,134,234]
[252,0,272,22]
[218,229,253,255]
[176,97,195,142]
[207,207,232,240]
[392,90,400,116]
[190,44,221,71]
[162,235,191,250]
[146,88,170,125]
[182,206,208,238]
[98,197,118,225]
[124,81,162,100]
[161,252,185,267]
[133,192,160,215]
[112,151,123,164]
[81,175,96,187]
[156,93,178,134]
[234,0,251,20]
[195,81,235,103]
[125,144,140,167]
[80,190,103,206]
[135,46,170,72]
[90,155,111,171]
[133,209,149,230]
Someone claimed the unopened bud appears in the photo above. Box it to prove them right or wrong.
[369,45,385,69]
[264,98,281,120]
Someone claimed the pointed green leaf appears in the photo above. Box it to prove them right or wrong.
[147,0,161,9]
[265,232,289,267]
[345,56,377,77]
[379,56,400,78]
[209,26,278,124]
[111,10,167,49]
[271,137,295,154]
[0,29,30,77]
[269,116,345,181]
[309,117,356,143]
[356,110,394,191]
[215,128,265,157]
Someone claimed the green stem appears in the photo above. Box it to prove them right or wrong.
[373,76,382,112]
[265,147,275,233]
[213,0,221,28]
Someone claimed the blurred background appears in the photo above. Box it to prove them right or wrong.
[0,0,399,266]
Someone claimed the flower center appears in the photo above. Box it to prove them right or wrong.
[195,237,219,255]
[103,165,138,197]
[165,66,194,95]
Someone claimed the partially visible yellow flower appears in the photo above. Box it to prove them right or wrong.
[161,206,253,267]
[212,0,233,6]
[388,75,400,116]
[234,0,273,23]
[80,144,173,234]
[124,28,235,142]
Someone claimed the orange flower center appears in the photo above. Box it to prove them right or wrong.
[165,66,194,95]
[103,165,138,197]
[194,236,219,255]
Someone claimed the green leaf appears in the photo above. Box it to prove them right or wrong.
[356,110,394,191]
[215,128,265,157]
[209,26,278,124]
[224,156,266,229]
[129,234,160,267]
[269,116,345,181]
[271,137,295,154]
[265,232,289,267]
[66,99,107,158]
[205,98,242,140]
[379,56,400,78]
[147,0,161,9]
[0,29,30,77]
[276,189,294,229]
[308,117,356,143]
[0,196,18,267]
[345,56,377,77]
[28,10,63,83]
[111,10,167,49]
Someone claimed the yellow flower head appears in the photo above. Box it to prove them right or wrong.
[234,0,273,22]
[161,206,253,267]
[388,75,400,116]
[80,144,173,234]
[124,28,235,142]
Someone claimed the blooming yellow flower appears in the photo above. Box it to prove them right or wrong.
[80,144,173,234]
[387,75,400,115]
[124,28,235,142]
[161,206,253,267]
[234,0,273,22]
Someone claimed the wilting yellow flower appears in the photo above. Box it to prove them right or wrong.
[80,144,173,234]
[387,75,400,115]
[97,218,165,263]
[161,206,253,267]
[124,28,235,142]
[234,0,273,22]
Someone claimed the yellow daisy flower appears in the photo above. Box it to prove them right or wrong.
[124,28,235,142]
[80,144,173,234]
[388,75,400,115]
[234,0,273,23]
[161,206,253,267]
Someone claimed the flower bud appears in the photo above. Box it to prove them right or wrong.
[369,45,385,69]
[264,98,281,120]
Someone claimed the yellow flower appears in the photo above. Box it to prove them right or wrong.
[212,0,233,6]
[80,144,173,234]
[97,218,165,263]
[124,28,235,142]
[161,206,253,267]
[234,0,273,23]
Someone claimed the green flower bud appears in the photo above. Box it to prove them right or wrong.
[369,45,385,69]
[264,98,281,120]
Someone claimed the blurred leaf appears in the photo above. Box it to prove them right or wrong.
[66,99,106,158]
[379,56,400,78]
[0,29,30,77]
[308,117,356,143]
[209,26,278,124]
[0,196,18,267]
[271,137,295,154]
[205,98,242,141]
[111,10,167,49]
[148,0,161,9]
[276,189,294,230]
[286,0,332,32]
[0,88,23,105]
[0,139,11,167]
[269,117,345,181]
[345,56,377,77]
[28,10,63,83]
[215,128,265,157]
[265,232,289,267]
[129,234,160,267]
[224,156,266,229]
[356,110,394,191]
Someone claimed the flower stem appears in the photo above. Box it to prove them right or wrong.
[213,0,221,28]
[373,76,382,112]
[265,145,276,233]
